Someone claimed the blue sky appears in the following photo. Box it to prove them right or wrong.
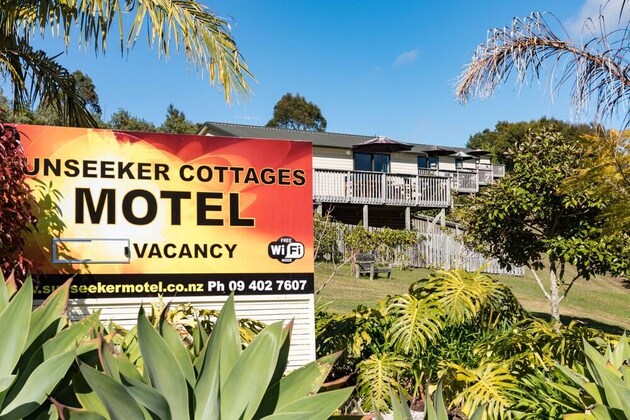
[25,0,626,146]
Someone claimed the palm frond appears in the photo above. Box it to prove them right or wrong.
[0,33,97,127]
[456,12,630,128]
[4,0,253,103]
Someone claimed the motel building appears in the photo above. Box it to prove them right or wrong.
[200,122,506,229]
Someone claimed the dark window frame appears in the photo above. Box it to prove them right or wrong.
[353,152,391,172]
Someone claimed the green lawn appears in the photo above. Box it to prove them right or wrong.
[314,262,630,332]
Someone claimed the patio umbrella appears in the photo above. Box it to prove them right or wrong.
[466,149,491,156]
[351,136,414,153]
[423,145,456,156]
[449,151,475,160]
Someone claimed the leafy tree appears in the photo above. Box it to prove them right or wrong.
[467,118,595,168]
[1,71,103,126]
[567,129,630,231]
[108,108,157,132]
[159,104,201,134]
[71,70,102,116]
[0,89,35,124]
[267,93,327,132]
[463,127,630,326]
[1,0,252,128]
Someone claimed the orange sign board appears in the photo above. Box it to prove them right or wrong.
[18,125,313,298]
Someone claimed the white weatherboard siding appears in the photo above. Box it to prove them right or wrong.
[438,158,457,172]
[313,148,352,171]
[57,294,316,371]
[390,154,418,175]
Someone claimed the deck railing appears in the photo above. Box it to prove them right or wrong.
[454,170,479,193]
[313,169,451,208]
[438,170,479,193]
[478,168,493,185]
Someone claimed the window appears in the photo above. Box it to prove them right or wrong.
[354,153,390,172]
[419,156,439,169]
[455,158,464,169]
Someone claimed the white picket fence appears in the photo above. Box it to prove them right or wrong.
[337,223,524,277]
[418,233,524,276]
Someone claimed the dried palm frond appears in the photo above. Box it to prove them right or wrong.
[456,11,630,128]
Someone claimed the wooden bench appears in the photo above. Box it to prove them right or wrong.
[355,253,391,280]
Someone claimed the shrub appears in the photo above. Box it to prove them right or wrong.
[0,123,36,279]
[314,212,342,262]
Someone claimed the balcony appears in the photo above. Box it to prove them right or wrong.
[449,170,479,193]
[313,169,451,208]
[492,164,505,178]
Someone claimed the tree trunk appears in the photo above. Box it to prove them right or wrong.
[548,265,562,331]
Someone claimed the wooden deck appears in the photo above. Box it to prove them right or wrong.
[313,169,451,208]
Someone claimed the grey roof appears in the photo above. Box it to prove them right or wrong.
[200,122,485,156]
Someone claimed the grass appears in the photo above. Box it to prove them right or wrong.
[314,262,630,332]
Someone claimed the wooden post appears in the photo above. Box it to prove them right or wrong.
[381,172,387,204]
[316,203,323,216]
[363,204,369,228]
[405,207,411,230]
[346,170,352,202]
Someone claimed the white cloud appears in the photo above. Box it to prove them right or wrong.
[394,49,419,66]
[565,0,629,40]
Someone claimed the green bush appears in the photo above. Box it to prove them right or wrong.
[317,268,524,413]
[316,266,626,418]
[314,212,342,262]
[0,123,36,279]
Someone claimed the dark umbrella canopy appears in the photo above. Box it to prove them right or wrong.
[423,145,456,156]
[351,136,414,153]
[466,149,491,157]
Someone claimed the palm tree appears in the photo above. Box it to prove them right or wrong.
[455,5,630,233]
[0,0,253,127]
[455,8,630,128]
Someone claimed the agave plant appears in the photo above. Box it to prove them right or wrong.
[0,272,100,419]
[58,294,352,419]
[558,336,630,419]
[510,334,630,419]
[423,381,485,420]
[155,300,266,345]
